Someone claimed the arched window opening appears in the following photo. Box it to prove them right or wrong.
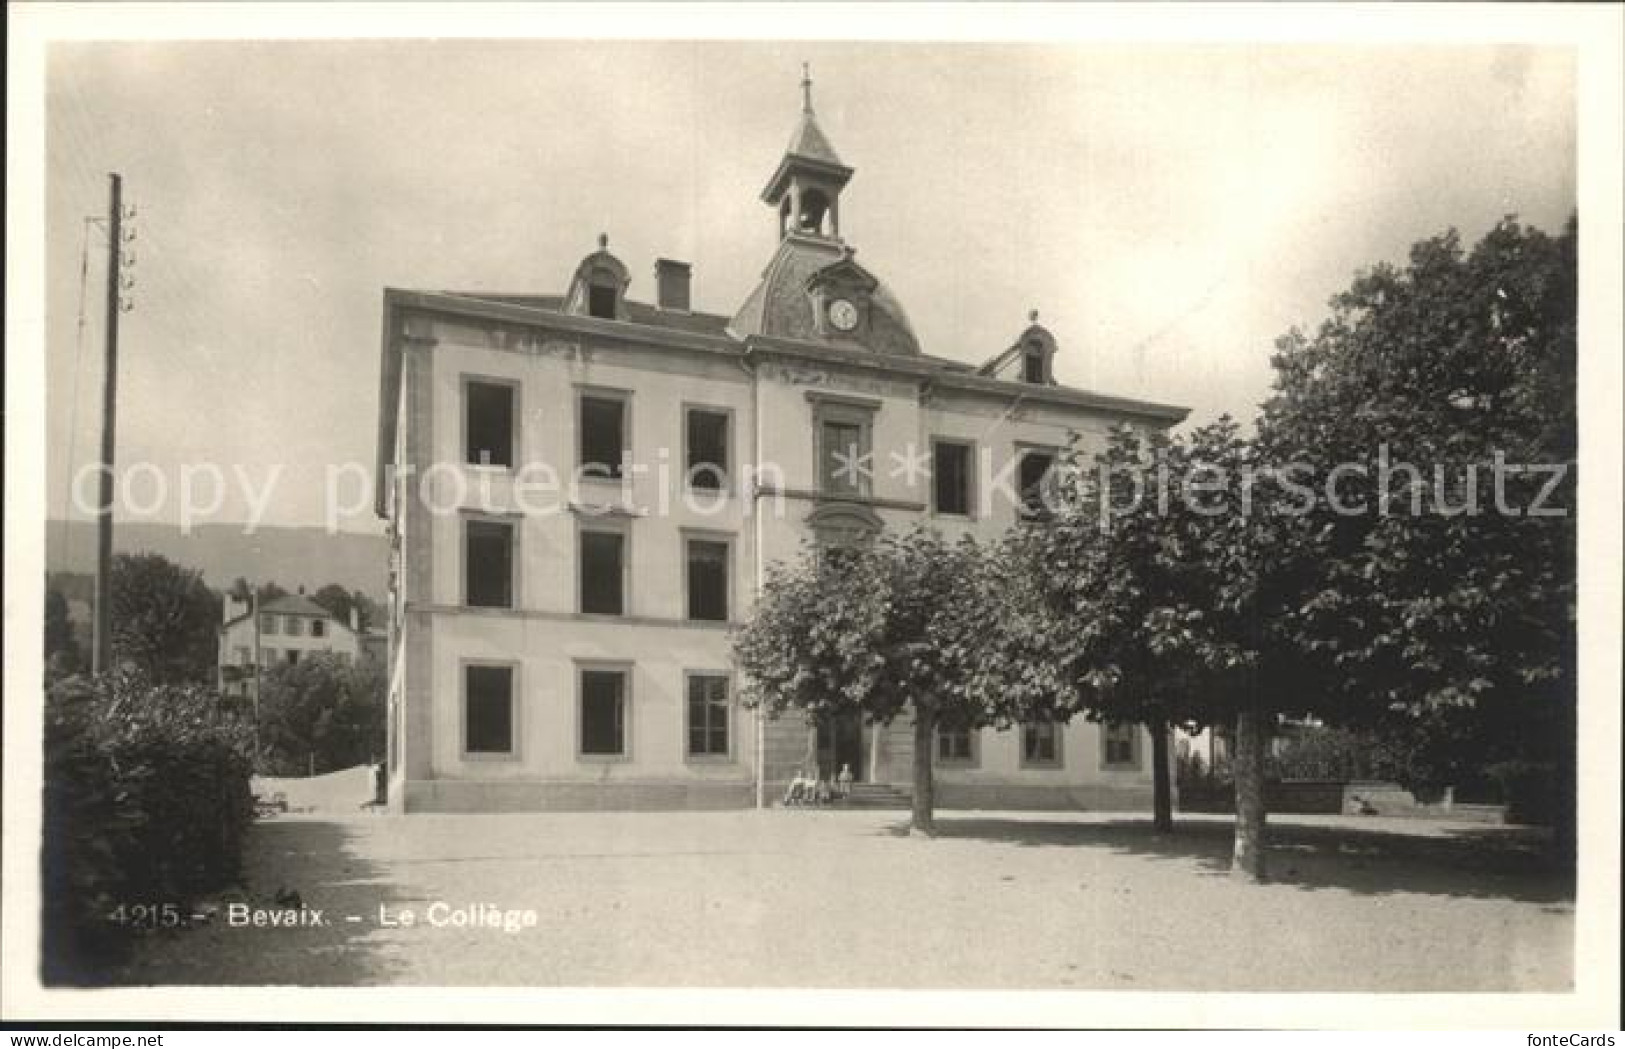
[588,272,619,319]
[798,189,830,236]
[1022,342,1048,384]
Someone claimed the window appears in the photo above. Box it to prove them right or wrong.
[262,646,277,663]
[820,421,864,495]
[932,439,973,516]
[686,538,729,622]
[1023,347,1047,384]
[685,408,729,490]
[311,619,326,638]
[686,674,730,758]
[937,725,976,765]
[234,646,252,665]
[810,395,878,497]
[464,664,515,756]
[259,614,277,635]
[464,518,515,609]
[580,668,627,757]
[579,528,625,615]
[588,283,617,320]
[1018,449,1056,519]
[286,650,300,666]
[1021,722,1062,767]
[285,616,304,637]
[579,393,627,480]
[464,380,515,467]
[1102,722,1140,769]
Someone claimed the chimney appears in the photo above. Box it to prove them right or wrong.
[349,607,360,633]
[654,258,691,312]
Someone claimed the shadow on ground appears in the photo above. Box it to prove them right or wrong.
[889,816,1574,904]
[109,818,412,986]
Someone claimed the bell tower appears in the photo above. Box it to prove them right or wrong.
[760,65,853,241]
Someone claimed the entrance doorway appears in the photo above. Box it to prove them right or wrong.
[815,711,865,783]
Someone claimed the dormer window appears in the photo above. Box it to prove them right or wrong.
[566,235,629,321]
[1023,346,1047,384]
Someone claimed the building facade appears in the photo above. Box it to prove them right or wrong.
[375,80,1189,813]
[217,591,365,702]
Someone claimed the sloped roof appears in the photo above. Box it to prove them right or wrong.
[784,110,843,168]
[727,236,920,356]
[261,593,336,617]
[443,292,734,338]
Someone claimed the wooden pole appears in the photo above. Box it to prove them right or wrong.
[91,173,123,674]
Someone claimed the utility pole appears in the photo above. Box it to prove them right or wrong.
[91,173,125,674]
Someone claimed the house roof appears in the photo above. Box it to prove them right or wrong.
[784,109,844,169]
[220,593,352,633]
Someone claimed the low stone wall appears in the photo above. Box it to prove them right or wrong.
[936,781,1156,812]
[1178,779,1419,815]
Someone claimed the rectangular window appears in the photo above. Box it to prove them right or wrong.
[820,420,864,495]
[262,646,277,663]
[464,380,515,468]
[259,614,277,635]
[932,440,973,516]
[1102,722,1140,769]
[937,726,975,764]
[1018,449,1056,519]
[234,646,252,665]
[1023,351,1046,384]
[464,518,515,609]
[286,650,300,666]
[580,668,627,756]
[686,538,729,622]
[580,529,625,615]
[685,408,730,490]
[588,284,617,320]
[311,619,326,638]
[579,393,626,480]
[465,664,515,755]
[1021,722,1062,767]
[285,616,304,637]
[686,674,730,758]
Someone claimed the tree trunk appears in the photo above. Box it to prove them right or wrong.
[1151,721,1173,834]
[1231,709,1268,881]
[911,706,935,836]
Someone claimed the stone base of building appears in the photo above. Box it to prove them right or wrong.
[399,778,755,813]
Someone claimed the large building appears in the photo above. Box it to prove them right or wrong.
[374,76,1188,813]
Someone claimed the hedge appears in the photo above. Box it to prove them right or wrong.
[41,670,256,984]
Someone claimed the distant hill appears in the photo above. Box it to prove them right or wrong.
[46,520,388,597]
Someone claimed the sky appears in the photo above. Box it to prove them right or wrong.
[42,37,1576,535]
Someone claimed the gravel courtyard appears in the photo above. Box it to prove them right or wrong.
[114,809,1572,991]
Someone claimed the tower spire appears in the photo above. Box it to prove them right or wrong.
[801,62,812,113]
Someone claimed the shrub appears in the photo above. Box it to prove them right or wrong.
[41,669,255,984]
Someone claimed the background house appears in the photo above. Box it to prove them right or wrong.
[217,590,363,702]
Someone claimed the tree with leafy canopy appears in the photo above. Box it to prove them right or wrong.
[46,587,82,680]
[256,652,387,776]
[1001,417,1324,877]
[1260,215,1577,846]
[1001,424,1216,833]
[733,527,993,835]
[109,553,222,686]
[310,584,376,632]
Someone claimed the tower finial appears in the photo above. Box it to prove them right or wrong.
[801,62,812,113]
[598,232,609,250]
[1029,309,1040,325]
